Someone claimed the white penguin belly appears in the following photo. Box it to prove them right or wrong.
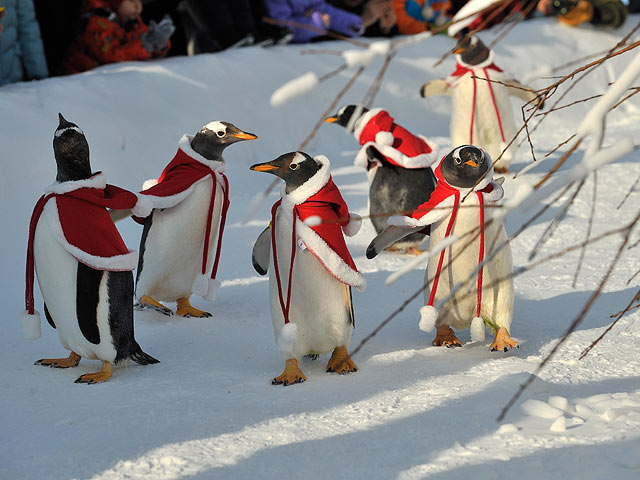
[425,194,514,331]
[34,214,117,361]
[269,211,353,358]
[136,178,223,301]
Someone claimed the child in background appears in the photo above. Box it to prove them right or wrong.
[62,0,175,74]
[392,0,451,34]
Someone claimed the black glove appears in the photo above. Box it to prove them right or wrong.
[142,15,175,53]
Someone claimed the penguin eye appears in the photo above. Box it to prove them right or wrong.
[216,131,225,138]
[290,163,299,170]
[454,157,462,165]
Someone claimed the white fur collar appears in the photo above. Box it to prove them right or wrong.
[178,134,226,173]
[280,155,331,206]
[353,108,383,141]
[455,50,495,70]
[45,172,106,194]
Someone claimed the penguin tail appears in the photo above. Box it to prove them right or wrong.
[130,342,160,365]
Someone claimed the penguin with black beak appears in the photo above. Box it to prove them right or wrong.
[325,105,439,253]
[367,145,518,351]
[420,36,540,172]
[135,121,257,317]
[22,114,158,384]
[250,151,365,385]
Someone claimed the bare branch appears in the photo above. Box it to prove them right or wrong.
[573,172,597,288]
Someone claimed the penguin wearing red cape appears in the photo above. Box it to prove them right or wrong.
[325,105,439,252]
[22,114,158,384]
[250,152,365,385]
[135,121,257,317]
[420,36,539,172]
[367,146,518,351]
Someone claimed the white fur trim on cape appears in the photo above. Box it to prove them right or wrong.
[44,172,106,195]
[280,155,331,206]
[132,195,153,217]
[353,108,383,141]
[141,175,214,210]
[354,136,440,170]
[419,305,438,332]
[142,178,159,190]
[43,199,138,271]
[203,278,221,302]
[277,322,298,357]
[388,195,455,228]
[483,180,504,202]
[21,310,42,340]
[375,131,394,146]
[342,213,361,237]
[471,316,485,342]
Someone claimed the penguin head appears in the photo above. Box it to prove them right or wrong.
[190,121,257,160]
[53,113,92,183]
[453,35,490,66]
[250,151,320,193]
[324,105,369,128]
[440,145,490,188]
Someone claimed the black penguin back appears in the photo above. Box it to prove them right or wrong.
[53,113,92,182]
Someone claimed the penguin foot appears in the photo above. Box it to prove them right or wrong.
[404,246,423,256]
[137,296,173,316]
[176,297,212,318]
[272,358,306,386]
[35,351,81,368]
[432,326,462,348]
[489,327,519,352]
[74,361,112,384]
[326,346,358,374]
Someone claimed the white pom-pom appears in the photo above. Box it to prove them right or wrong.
[375,131,394,146]
[470,316,485,342]
[342,213,362,237]
[202,279,221,302]
[419,305,438,332]
[303,215,322,227]
[132,195,153,217]
[192,274,209,296]
[277,322,298,357]
[142,178,159,190]
[21,310,42,340]
[270,72,319,107]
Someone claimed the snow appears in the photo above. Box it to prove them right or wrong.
[2,16,640,480]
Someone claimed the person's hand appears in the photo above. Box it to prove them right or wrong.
[311,11,331,29]
[537,0,554,15]
[142,15,175,53]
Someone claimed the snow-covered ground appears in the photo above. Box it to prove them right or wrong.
[2,16,640,480]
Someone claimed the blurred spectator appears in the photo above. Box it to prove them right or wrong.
[630,0,640,13]
[537,0,627,29]
[61,0,175,74]
[141,0,186,56]
[329,0,399,36]
[0,6,5,34]
[0,0,49,86]
[392,0,451,34]
[264,0,364,43]
[33,0,82,76]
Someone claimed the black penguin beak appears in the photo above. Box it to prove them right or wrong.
[230,131,258,141]
[324,116,338,123]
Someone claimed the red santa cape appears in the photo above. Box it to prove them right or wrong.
[447,52,507,146]
[271,155,365,328]
[22,173,152,339]
[138,135,230,300]
[352,108,439,171]
[388,153,503,339]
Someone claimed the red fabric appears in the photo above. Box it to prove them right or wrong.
[139,148,230,280]
[294,178,358,272]
[62,0,169,74]
[358,110,433,170]
[271,199,296,325]
[409,164,457,220]
[450,63,505,144]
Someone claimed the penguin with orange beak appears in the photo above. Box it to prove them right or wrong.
[250,151,365,386]
[135,121,257,317]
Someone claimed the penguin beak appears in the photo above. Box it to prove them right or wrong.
[464,159,478,168]
[231,131,258,141]
[324,116,338,123]
[453,45,466,54]
[250,159,284,175]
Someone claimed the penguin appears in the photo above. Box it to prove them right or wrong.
[367,145,518,351]
[250,152,365,385]
[420,36,540,172]
[22,114,158,384]
[325,105,439,253]
[135,121,257,317]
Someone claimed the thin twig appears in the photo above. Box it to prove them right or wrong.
[262,17,369,47]
[617,174,640,209]
[573,172,597,288]
[362,51,397,108]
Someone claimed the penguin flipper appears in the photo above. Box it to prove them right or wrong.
[420,79,450,98]
[252,226,271,275]
[503,78,543,109]
[366,225,425,259]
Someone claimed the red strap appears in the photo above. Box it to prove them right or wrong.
[470,75,477,144]
[210,174,229,280]
[476,192,485,317]
[428,191,460,307]
[25,194,55,314]
[484,68,506,142]
[271,201,297,324]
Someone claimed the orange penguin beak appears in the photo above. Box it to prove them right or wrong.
[250,164,278,172]
[324,116,338,123]
[464,159,478,167]
[231,132,258,140]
